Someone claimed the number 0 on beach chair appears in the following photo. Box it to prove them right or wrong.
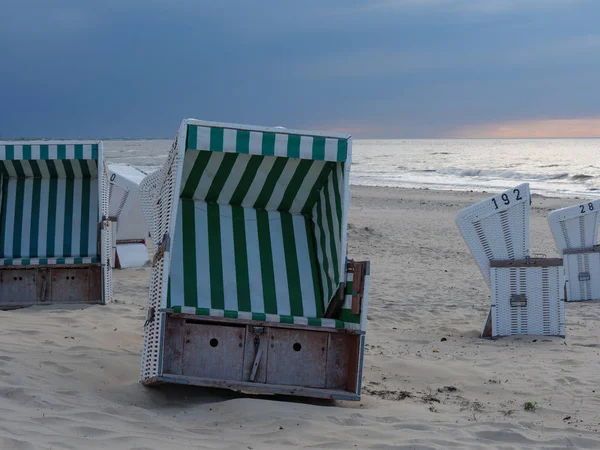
[456,183,565,337]
[108,165,150,269]
[548,200,600,302]
[139,119,370,400]
[0,141,113,309]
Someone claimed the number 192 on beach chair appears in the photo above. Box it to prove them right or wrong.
[456,183,565,338]
[0,141,113,309]
[548,199,600,302]
[139,119,370,400]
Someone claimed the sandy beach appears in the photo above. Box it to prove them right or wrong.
[1,185,599,450]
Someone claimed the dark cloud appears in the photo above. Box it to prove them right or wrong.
[1,0,599,138]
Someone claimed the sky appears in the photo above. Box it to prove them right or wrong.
[1,0,599,139]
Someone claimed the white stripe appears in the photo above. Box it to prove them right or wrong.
[248,131,263,155]
[82,145,92,160]
[3,180,16,256]
[222,128,237,153]
[195,202,211,308]
[265,158,300,210]
[294,316,309,326]
[196,126,211,150]
[20,179,33,256]
[54,179,66,256]
[31,146,40,159]
[193,152,224,200]
[38,160,50,178]
[324,138,339,161]
[293,215,317,318]
[274,133,288,157]
[48,145,58,159]
[180,151,198,192]
[320,318,337,328]
[238,311,252,320]
[13,146,23,160]
[245,209,265,313]
[20,160,34,177]
[299,136,313,159]
[210,309,225,318]
[71,159,83,178]
[86,160,98,177]
[289,160,326,213]
[312,202,327,301]
[88,178,99,255]
[54,160,67,178]
[71,178,83,256]
[181,306,196,314]
[38,179,50,257]
[65,145,75,159]
[4,161,17,177]
[320,189,335,300]
[219,204,238,311]
[217,154,250,204]
[269,211,290,315]
[169,204,185,307]
[266,313,280,323]
[241,157,276,208]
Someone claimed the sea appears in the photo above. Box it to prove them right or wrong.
[103,138,600,198]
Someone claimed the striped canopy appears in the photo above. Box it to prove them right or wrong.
[0,142,100,261]
[165,120,356,327]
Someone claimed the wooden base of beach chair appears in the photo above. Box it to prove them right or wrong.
[143,313,364,401]
[0,265,103,309]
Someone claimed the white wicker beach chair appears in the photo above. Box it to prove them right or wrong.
[0,141,112,308]
[139,119,370,400]
[108,165,149,269]
[548,199,600,302]
[456,183,565,337]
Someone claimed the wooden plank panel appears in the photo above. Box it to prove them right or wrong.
[182,323,245,381]
[0,269,37,308]
[50,268,90,303]
[325,333,358,389]
[266,328,327,388]
[88,266,102,302]
[163,317,185,375]
[37,268,51,304]
[346,334,361,394]
[243,326,268,383]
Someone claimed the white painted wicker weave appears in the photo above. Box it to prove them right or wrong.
[548,200,600,301]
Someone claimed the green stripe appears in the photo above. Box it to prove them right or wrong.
[232,206,251,312]
[323,178,340,284]
[253,157,287,209]
[80,177,91,256]
[181,199,198,307]
[229,155,263,206]
[256,210,277,314]
[63,178,74,256]
[278,159,313,212]
[252,312,267,322]
[287,135,301,159]
[39,145,49,160]
[0,177,8,257]
[312,137,326,160]
[261,133,276,156]
[301,162,333,214]
[316,197,332,300]
[307,318,321,327]
[5,145,14,160]
[332,165,343,231]
[305,217,324,317]
[57,144,67,160]
[62,160,75,179]
[205,153,238,203]
[22,145,31,160]
[181,151,212,198]
[74,144,84,160]
[338,309,361,323]
[12,160,26,177]
[207,202,224,310]
[12,178,25,257]
[187,125,198,150]
[46,160,59,177]
[29,178,41,256]
[281,213,303,316]
[236,130,250,154]
[46,178,58,256]
[224,310,238,319]
[345,277,353,295]
[91,144,99,160]
[337,140,347,162]
[78,159,91,177]
[210,127,224,152]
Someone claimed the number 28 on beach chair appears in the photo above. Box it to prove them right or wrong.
[139,119,370,400]
[0,141,113,309]
[548,199,600,302]
[456,183,565,337]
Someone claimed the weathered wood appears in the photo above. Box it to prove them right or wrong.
[182,323,246,380]
[145,374,361,401]
[51,267,90,303]
[490,258,563,268]
[345,333,361,394]
[352,262,367,315]
[266,328,328,388]
[324,283,345,319]
[88,266,103,302]
[163,317,185,375]
[170,313,363,335]
[0,269,37,307]
[243,326,268,383]
[250,348,263,382]
[325,333,355,389]
[37,268,51,304]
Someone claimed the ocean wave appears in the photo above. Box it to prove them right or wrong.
[429,167,573,181]
[571,174,594,181]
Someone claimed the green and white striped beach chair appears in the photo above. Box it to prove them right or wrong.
[140,119,370,400]
[0,141,112,308]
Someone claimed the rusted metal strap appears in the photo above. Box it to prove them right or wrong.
[490,258,563,268]
[153,233,170,266]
